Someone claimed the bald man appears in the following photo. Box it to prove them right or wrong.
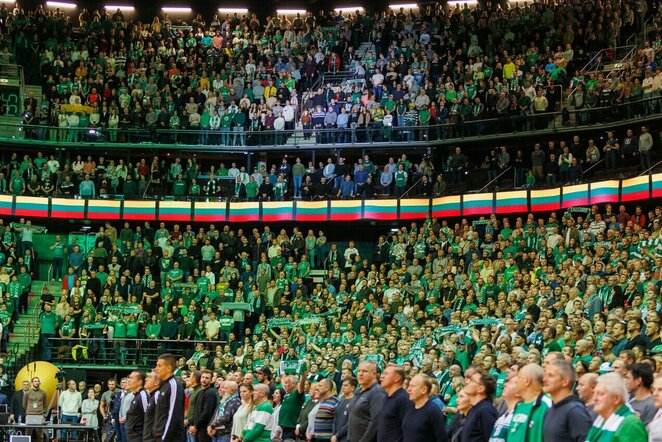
[508,364,552,442]
[243,384,273,441]
[577,373,598,420]
[347,362,387,442]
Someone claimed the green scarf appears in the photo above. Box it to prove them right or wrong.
[585,404,633,442]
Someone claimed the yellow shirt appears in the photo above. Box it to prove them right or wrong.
[503,62,517,80]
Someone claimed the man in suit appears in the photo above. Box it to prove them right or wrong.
[9,380,29,423]
[563,217,580,246]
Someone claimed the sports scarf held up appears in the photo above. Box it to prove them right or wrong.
[584,404,634,442]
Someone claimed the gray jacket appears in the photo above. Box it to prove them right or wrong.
[347,382,387,442]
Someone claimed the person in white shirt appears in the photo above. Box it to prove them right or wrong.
[343,241,359,269]
[59,379,83,438]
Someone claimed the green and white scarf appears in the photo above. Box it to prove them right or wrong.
[585,404,633,442]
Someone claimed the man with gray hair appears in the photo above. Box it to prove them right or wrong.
[347,361,386,442]
[278,364,308,441]
[243,384,274,441]
[584,373,647,442]
[208,381,241,442]
[541,360,592,442]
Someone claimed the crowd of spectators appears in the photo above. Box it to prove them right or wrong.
[0,118,656,203]
[5,199,661,441]
[3,0,660,147]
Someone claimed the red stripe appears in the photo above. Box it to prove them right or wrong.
[228,214,259,222]
[531,202,561,211]
[363,211,398,220]
[464,206,492,216]
[87,212,120,220]
[496,204,528,214]
[14,208,47,217]
[330,214,362,221]
[653,189,662,198]
[123,213,154,221]
[621,190,649,202]
[193,215,227,222]
[591,194,619,204]
[295,214,328,221]
[399,212,428,220]
[263,214,294,222]
[432,209,461,217]
[159,214,190,221]
[51,210,83,218]
[562,198,589,208]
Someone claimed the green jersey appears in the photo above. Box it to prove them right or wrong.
[509,395,552,442]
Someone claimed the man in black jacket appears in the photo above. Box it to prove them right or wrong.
[208,381,241,441]
[126,370,150,442]
[347,361,387,442]
[462,367,498,442]
[142,371,161,442]
[541,360,592,442]
[8,380,28,423]
[153,354,185,442]
[190,369,218,442]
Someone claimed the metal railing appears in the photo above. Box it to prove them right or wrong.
[399,175,425,199]
[639,159,662,176]
[45,336,229,369]
[475,166,512,193]
[6,95,660,151]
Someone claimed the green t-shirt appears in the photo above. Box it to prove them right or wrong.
[40,311,57,334]
[243,400,273,442]
[278,388,304,428]
[509,395,552,442]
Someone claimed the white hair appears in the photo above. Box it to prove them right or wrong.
[596,372,627,404]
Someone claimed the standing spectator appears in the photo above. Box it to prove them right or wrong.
[347,362,386,442]
[624,363,656,425]
[376,364,410,442]
[508,364,551,442]
[242,384,273,442]
[143,371,162,442]
[541,360,592,442]
[81,388,100,432]
[489,370,520,442]
[639,125,653,171]
[23,377,46,440]
[401,374,446,442]
[585,373,647,442]
[208,381,242,442]
[9,380,29,424]
[462,368,498,442]
[279,369,307,441]
[80,174,96,198]
[546,153,559,187]
[59,379,83,427]
[332,377,356,442]
[192,370,218,442]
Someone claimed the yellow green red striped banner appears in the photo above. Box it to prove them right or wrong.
[431,195,461,217]
[295,200,328,221]
[621,176,650,202]
[193,201,227,222]
[87,199,121,220]
[15,196,48,217]
[651,173,662,198]
[495,190,527,214]
[263,201,294,222]
[399,199,429,220]
[330,200,362,221]
[363,199,398,220]
[158,201,191,222]
[228,202,259,222]
[51,198,85,219]
[463,193,493,216]
[123,200,156,221]
[530,188,560,212]
[0,195,11,216]
[590,180,620,204]
[562,184,589,209]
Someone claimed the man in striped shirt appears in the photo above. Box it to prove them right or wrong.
[312,379,340,441]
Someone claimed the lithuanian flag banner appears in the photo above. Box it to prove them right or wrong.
[590,180,620,204]
[193,201,227,222]
[123,200,157,221]
[530,188,560,212]
[228,202,259,222]
[51,198,85,219]
[15,196,48,217]
[399,199,430,220]
[431,195,461,217]
[621,176,650,202]
[295,200,328,222]
[495,190,528,214]
[263,201,294,222]
[158,201,191,222]
[562,184,589,209]
[329,200,362,221]
[363,199,398,220]
[462,192,493,216]
[87,199,121,220]
[652,174,662,199]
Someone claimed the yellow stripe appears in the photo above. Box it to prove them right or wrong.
[400,199,428,208]
[495,190,527,201]
[591,180,620,191]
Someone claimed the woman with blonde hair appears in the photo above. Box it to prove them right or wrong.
[231,382,254,439]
